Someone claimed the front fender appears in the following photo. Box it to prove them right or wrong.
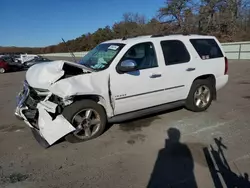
[49,73,114,117]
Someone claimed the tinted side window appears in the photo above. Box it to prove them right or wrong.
[160,40,190,65]
[190,39,223,59]
[120,42,158,70]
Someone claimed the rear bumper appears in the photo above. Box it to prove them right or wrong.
[216,74,229,91]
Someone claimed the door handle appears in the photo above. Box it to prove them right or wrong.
[149,73,162,78]
[186,68,196,71]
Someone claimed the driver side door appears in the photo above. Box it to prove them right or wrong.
[110,42,166,115]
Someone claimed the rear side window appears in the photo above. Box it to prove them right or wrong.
[160,40,190,65]
[190,39,223,60]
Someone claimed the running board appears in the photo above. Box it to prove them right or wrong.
[108,100,185,123]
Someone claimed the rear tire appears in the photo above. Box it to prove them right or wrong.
[63,99,107,143]
[185,79,214,112]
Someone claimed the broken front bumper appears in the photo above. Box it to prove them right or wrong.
[15,81,76,147]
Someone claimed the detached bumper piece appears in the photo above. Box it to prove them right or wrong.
[15,106,50,148]
[15,81,76,148]
[22,109,39,129]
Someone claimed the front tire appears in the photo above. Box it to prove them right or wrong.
[185,79,214,112]
[0,68,5,73]
[63,99,107,143]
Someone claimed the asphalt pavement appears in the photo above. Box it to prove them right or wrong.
[0,59,250,188]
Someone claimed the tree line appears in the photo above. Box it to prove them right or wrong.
[1,0,250,54]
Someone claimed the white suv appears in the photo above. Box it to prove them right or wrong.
[15,34,229,147]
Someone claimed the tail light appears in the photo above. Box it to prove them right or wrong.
[224,57,228,75]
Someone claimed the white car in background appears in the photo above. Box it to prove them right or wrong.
[15,54,39,64]
[15,34,229,148]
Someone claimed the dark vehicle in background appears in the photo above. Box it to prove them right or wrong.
[23,56,52,69]
[0,56,23,73]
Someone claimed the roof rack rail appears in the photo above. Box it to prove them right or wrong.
[151,34,165,38]
[151,32,191,38]
[167,32,190,36]
[122,35,139,40]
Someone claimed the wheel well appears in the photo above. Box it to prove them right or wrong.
[73,95,101,103]
[72,95,109,114]
[193,74,217,100]
[194,74,215,84]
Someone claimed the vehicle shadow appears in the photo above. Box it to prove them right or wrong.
[147,127,198,188]
[107,106,184,132]
[203,137,250,188]
[51,107,184,148]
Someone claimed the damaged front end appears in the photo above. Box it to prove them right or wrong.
[15,80,76,148]
[15,60,113,148]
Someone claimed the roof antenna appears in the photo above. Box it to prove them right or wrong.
[61,38,77,63]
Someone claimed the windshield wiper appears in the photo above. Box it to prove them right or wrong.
[82,64,95,72]
[78,60,94,71]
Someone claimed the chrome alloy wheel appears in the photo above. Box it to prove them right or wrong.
[194,85,211,108]
[71,109,101,140]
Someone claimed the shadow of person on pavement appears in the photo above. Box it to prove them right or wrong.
[203,137,250,188]
[147,127,198,188]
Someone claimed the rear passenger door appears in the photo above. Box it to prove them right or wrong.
[157,40,195,102]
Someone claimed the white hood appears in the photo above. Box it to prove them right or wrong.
[26,60,65,89]
[25,60,112,109]
[26,60,91,90]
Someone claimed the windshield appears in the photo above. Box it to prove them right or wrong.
[79,43,125,70]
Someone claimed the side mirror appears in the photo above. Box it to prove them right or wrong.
[118,60,137,73]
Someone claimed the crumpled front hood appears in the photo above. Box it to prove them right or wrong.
[26,60,91,90]
[26,60,65,89]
